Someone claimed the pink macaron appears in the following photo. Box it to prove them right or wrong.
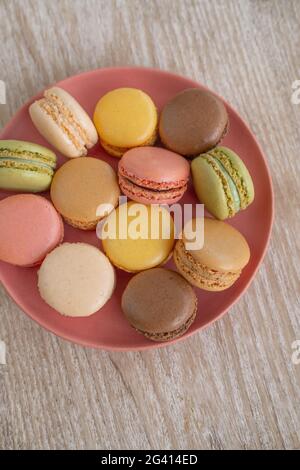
[0,194,64,267]
[118,147,190,205]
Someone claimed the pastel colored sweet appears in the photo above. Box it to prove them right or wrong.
[122,268,197,342]
[38,243,115,317]
[50,157,120,230]
[0,140,56,192]
[174,218,250,291]
[159,88,228,157]
[93,88,158,157]
[118,147,190,204]
[191,146,255,220]
[29,87,98,158]
[0,194,64,267]
[101,202,174,272]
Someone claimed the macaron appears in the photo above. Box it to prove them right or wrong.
[0,140,56,192]
[159,88,228,157]
[0,194,64,267]
[93,88,158,157]
[101,202,174,272]
[38,243,115,317]
[50,157,120,230]
[121,268,197,342]
[29,87,98,158]
[118,147,190,204]
[173,218,250,291]
[191,146,255,220]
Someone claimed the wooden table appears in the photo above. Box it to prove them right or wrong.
[0,0,299,450]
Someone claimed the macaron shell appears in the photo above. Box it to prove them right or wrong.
[29,102,83,158]
[102,202,175,272]
[119,147,190,187]
[191,156,232,220]
[46,87,98,147]
[38,243,115,317]
[121,268,197,336]
[0,167,52,192]
[93,88,158,148]
[159,88,228,156]
[183,218,250,272]
[0,194,64,267]
[50,157,120,228]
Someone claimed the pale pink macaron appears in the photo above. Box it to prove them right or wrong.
[118,146,190,204]
[0,194,64,267]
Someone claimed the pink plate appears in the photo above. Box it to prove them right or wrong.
[0,67,274,351]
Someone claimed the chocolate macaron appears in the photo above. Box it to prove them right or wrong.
[159,88,228,157]
[121,268,197,342]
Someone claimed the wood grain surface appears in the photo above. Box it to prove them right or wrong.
[0,0,299,450]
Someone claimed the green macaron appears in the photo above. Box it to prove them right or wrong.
[191,146,255,220]
[0,140,56,192]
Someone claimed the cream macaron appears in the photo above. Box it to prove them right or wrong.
[29,87,98,158]
[38,243,115,317]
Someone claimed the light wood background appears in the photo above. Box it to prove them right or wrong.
[0,0,299,450]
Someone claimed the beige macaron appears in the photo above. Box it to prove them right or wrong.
[29,87,98,158]
[174,218,250,291]
[38,243,115,317]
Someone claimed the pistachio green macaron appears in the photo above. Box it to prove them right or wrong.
[191,146,254,220]
[0,140,56,192]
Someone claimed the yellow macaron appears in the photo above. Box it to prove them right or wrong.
[93,88,158,157]
[101,202,174,272]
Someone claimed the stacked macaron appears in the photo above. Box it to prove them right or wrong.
[0,80,256,343]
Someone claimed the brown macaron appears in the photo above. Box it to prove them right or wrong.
[174,218,250,291]
[121,268,197,342]
[159,88,228,157]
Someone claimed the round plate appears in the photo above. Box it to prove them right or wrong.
[0,67,273,351]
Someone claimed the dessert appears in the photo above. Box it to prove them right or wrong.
[50,157,120,230]
[93,88,158,157]
[29,87,98,158]
[118,146,190,204]
[191,146,254,219]
[0,194,63,267]
[122,268,197,342]
[0,140,56,192]
[174,218,250,291]
[38,243,115,317]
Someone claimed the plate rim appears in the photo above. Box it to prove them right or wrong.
[0,66,274,351]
